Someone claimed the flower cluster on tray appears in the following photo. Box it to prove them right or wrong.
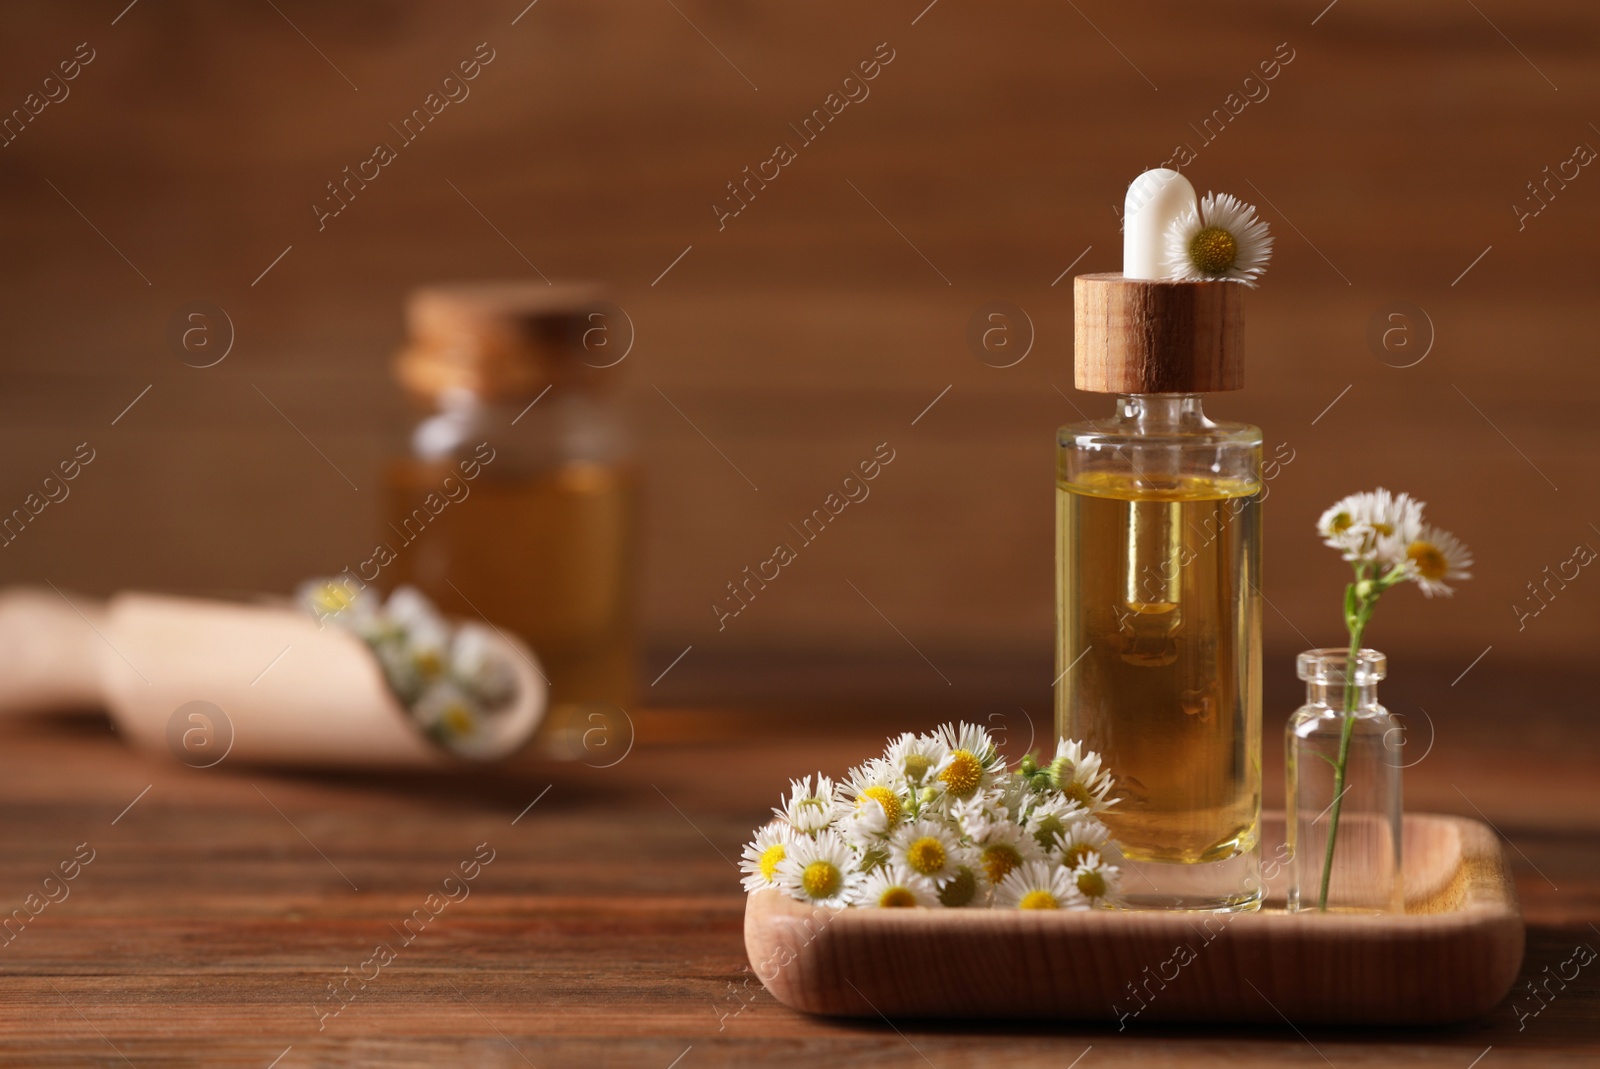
[741,722,1125,911]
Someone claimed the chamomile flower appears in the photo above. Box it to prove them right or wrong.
[414,681,484,750]
[1404,524,1473,598]
[853,863,937,909]
[1051,817,1115,870]
[1024,796,1090,852]
[774,774,838,835]
[1163,191,1273,287]
[883,731,948,787]
[1045,738,1086,781]
[775,829,861,910]
[995,859,1088,911]
[834,758,909,830]
[372,638,426,705]
[971,822,1042,888]
[908,785,951,824]
[1317,496,1366,559]
[740,824,797,893]
[1368,493,1424,567]
[937,864,982,908]
[995,772,1035,822]
[839,793,893,850]
[449,625,517,707]
[948,790,1008,843]
[932,722,1006,801]
[854,844,891,875]
[1070,850,1123,908]
[1318,489,1423,564]
[1373,490,1424,541]
[890,819,969,887]
[386,586,450,655]
[297,578,375,629]
[1046,739,1119,815]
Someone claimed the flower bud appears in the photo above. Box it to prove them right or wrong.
[1048,755,1075,791]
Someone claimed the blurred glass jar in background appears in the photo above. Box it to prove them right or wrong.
[388,281,637,753]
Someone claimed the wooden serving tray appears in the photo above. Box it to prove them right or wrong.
[744,813,1523,1025]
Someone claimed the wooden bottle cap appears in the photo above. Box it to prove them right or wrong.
[396,280,609,400]
[1073,273,1243,393]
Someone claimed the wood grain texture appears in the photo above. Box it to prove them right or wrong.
[0,662,1596,1066]
[745,814,1524,1025]
[1073,274,1244,394]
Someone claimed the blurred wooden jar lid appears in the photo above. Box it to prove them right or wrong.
[397,280,611,400]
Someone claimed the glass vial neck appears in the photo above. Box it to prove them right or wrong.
[1113,393,1214,430]
[1298,648,1386,710]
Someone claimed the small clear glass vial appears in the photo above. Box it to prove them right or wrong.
[386,282,637,744]
[1286,648,1403,913]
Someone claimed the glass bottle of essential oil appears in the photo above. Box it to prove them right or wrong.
[1057,273,1263,912]
[387,282,636,746]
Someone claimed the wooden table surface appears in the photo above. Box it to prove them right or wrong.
[1,666,1596,1068]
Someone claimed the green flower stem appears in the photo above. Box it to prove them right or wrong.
[1316,621,1365,912]
[1317,560,1406,912]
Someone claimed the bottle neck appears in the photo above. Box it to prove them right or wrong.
[409,388,629,470]
[1298,648,1387,714]
[1303,679,1380,710]
[1113,393,1214,431]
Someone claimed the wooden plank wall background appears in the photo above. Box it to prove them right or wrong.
[0,0,1594,698]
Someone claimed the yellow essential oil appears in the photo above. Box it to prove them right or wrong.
[385,458,636,716]
[1055,396,1263,911]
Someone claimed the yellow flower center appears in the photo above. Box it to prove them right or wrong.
[856,785,902,825]
[981,843,1022,885]
[878,886,918,908]
[906,836,947,875]
[416,649,444,679]
[1329,511,1352,533]
[1372,521,1394,537]
[1077,869,1108,899]
[441,704,475,735]
[939,750,984,799]
[801,860,841,899]
[903,753,933,783]
[1062,781,1092,809]
[938,866,978,908]
[1407,541,1448,580]
[1019,889,1059,910]
[1188,226,1239,275]
[1032,814,1064,850]
[1060,842,1090,869]
[312,583,359,613]
[758,843,786,882]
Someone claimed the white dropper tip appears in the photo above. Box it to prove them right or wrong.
[1122,168,1197,280]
